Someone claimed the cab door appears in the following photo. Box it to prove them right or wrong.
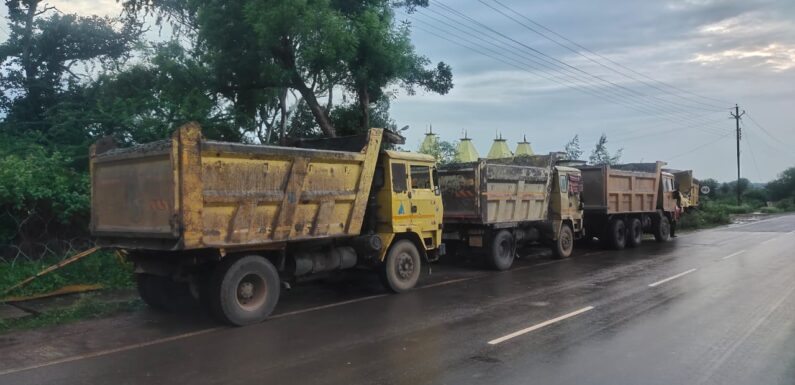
[660,174,677,212]
[388,161,412,231]
[408,163,441,232]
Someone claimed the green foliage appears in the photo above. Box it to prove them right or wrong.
[588,133,622,165]
[0,1,140,158]
[125,0,452,135]
[767,166,795,201]
[0,140,90,256]
[418,138,459,165]
[678,202,732,230]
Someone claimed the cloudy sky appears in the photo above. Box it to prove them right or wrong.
[390,0,795,182]
[2,0,793,182]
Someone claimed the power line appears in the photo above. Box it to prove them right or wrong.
[669,132,733,160]
[426,2,732,130]
[742,122,762,181]
[409,6,735,137]
[471,0,728,114]
[483,0,732,109]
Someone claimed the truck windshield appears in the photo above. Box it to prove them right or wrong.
[410,165,432,189]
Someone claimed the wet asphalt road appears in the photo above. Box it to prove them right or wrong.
[2,214,795,385]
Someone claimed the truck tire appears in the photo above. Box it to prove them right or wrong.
[552,225,574,259]
[608,218,627,250]
[136,273,201,313]
[208,255,280,326]
[380,239,422,293]
[487,230,515,270]
[136,273,168,311]
[654,216,672,242]
[627,218,643,248]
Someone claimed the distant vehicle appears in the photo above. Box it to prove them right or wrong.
[89,124,444,325]
[578,162,680,249]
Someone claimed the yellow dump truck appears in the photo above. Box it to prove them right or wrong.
[665,169,700,209]
[578,161,679,249]
[438,153,583,269]
[90,123,443,325]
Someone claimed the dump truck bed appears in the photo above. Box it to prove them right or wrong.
[439,154,558,225]
[90,123,383,250]
[579,162,664,214]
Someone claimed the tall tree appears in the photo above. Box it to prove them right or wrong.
[589,134,623,165]
[123,0,452,137]
[564,134,582,160]
[0,0,140,153]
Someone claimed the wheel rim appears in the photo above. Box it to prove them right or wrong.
[661,221,670,238]
[616,222,626,241]
[560,230,572,252]
[236,273,267,311]
[395,252,416,281]
[498,238,511,260]
[633,222,642,241]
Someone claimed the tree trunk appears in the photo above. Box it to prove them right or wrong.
[358,84,370,131]
[291,72,336,137]
[278,87,288,144]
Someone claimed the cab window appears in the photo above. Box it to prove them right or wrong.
[391,163,407,193]
[410,165,432,189]
[664,178,674,192]
[559,174,569,192]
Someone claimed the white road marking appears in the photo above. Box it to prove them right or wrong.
[721,250,746,260]
[0,327,223,376]
[761,237,777,245]
[487,306,594,345]
[648,268,698,287]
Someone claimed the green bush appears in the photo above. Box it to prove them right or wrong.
[679,204,732,230]
[0,140,90,260]
[759,206,783,214]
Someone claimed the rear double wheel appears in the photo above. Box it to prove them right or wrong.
[627,218,643,248]
[608,218,627,250]
[487,230,515,270]
[654,216,672,242]
[136,273,200,313]
[208,255,281,326]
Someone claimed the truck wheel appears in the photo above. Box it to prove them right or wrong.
[380,239,422,293]
[209,255,280,326]
[552,225,574,259]
[654,216,672,242]
[608,218,627,250]
[136,273,200,313]
[136,273,168,311]
[627,218,643,248]
[487,230,515,270]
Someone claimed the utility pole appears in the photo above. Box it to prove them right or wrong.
[730,104,745,205]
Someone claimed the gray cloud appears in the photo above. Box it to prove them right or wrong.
[393,0,795,182]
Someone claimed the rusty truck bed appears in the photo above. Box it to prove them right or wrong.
[438,154,559,225]
[579,162,664,214]
[90,123,383,250]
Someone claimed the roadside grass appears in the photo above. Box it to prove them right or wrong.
[0,294,144,333]
[0,250,139,333]
[678,198,795,230]
[0,250,134,298]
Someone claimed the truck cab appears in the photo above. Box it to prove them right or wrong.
[374,150,444,270]
[549,166,584,257]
